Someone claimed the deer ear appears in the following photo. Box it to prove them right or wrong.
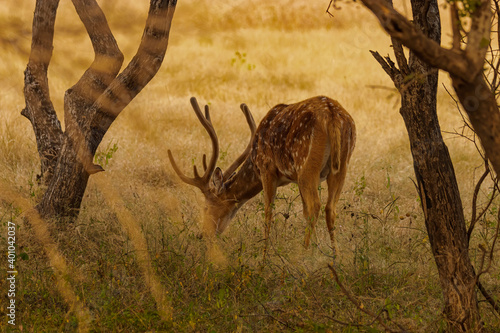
[212,167,224,194]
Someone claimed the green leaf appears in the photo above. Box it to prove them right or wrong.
[480,37,490,48]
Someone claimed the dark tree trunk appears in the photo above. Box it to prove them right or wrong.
[371,0,481,330]
[400,85,481,332]
[35,136,90,218]
[21,0,63,186]
[23,0,177,220]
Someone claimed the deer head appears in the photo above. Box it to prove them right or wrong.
[167,97,257,236]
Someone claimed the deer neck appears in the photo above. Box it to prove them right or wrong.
[222,158,263,206]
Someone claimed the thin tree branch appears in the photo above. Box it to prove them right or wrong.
[491,0,500,91]
[468,163,491,242]
[474,209,500,314]
[443,54,500,315]
[370,50,401,83]
[88,0,177,154]
[326,0,341,17]
[477,204,500,279]
[360,0,481,83]
[385,0,410,75]
[327,264,409,333]
[391,38,410,76]
[61,0,125,174]
[471,185,497,238]
[62,0,124,173]
[477,280,500,314]
[68,0,124,108]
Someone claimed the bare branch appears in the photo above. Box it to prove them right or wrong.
[477,280,500,314]
[474,210,500,314]
[63,0,124,173]
[327,264,409,332]
[67,0,124,113]
[370,50,400,83]
[451,72,500,178]
[391,37,410,76]
[468,163,491,242]
[88,0,177,152]
[361,0,479,82]
[444,65,500,315]
[326,0,341,17]
[385,0,410,74]
[490,207,500,272]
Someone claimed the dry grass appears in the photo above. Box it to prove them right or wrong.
[0,0,499,332]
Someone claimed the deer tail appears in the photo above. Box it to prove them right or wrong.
[328,121,342,174]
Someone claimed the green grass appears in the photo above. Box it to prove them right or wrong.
[3,169,497,331]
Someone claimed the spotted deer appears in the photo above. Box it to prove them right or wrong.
[168,96,356,254]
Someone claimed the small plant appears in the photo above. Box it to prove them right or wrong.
[354,174,367,197]
[385,168,400,218]
[28,170,36,197]
[219,144,231,162]
[25,170,44,199]
[94,141,119,168]
[446,0,482,17]
[231,51,256,71]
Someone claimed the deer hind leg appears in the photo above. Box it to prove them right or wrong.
[298,143,326,248]
[299,177,321,249]
[325,163,347,257]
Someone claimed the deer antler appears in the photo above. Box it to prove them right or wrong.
[167,97,219,191]
[222,103,256,180]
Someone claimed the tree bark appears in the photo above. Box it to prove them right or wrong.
[23,0,178,219]
[451,73,500,167]
[370,0,482,330]
[22,0,63,186]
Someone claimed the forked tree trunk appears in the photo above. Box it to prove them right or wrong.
[23,0,177,219]
[35,137,91,218]
[371,0,481,330]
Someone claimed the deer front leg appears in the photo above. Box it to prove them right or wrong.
[261,173,277,265]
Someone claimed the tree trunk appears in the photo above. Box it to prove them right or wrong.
[21,0,63,186]
[23,0,177,220]
[35,135,90,218]
[371,0,482,330]
[401,84,481,332]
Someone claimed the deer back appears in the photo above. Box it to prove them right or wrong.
[250,96,355,182]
